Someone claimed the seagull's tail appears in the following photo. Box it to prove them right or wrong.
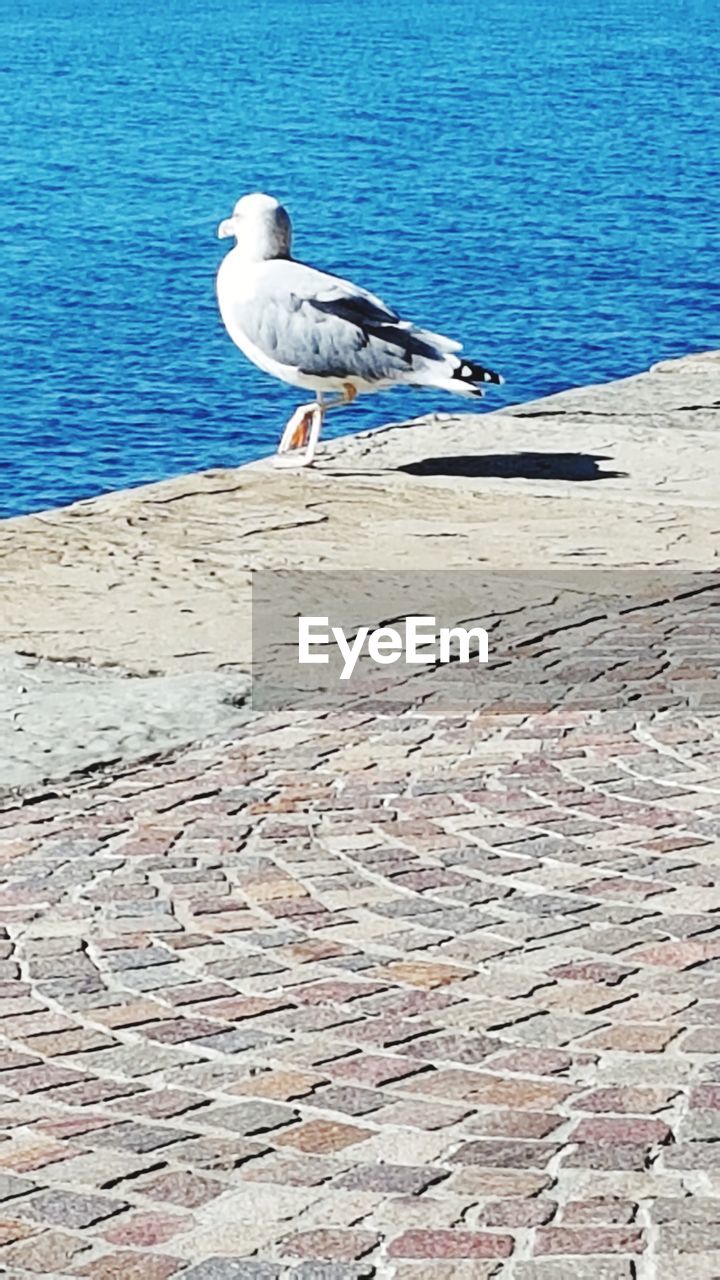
[446,357,505,397]
[410,347,504,398]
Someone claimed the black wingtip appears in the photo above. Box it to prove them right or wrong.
[453,359,504,390]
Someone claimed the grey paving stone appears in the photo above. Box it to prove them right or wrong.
[179,1261,283,1279]
[199,1101,296,1135]
[21,1188,126,1228]
[288,1266,376,1280]
[84,1122,192,1153]
[0,1174,35,1203]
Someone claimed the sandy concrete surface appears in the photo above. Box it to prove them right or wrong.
[0,348,718,787]
[0,655,251,792]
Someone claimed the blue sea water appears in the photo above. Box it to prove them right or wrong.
[1,0,718,517]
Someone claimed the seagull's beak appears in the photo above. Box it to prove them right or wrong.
[217,218,235,240]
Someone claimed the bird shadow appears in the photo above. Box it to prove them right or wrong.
[398,451,627,482]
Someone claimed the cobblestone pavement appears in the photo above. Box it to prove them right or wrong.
[2,599,720,1278]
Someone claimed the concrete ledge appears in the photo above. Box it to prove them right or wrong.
[1,350,718,787]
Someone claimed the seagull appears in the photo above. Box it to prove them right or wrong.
[216,193,503,467]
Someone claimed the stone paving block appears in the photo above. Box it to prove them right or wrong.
[444,1170,553,1198]
[69,1043,205,1076]
[560,1198,637,1224]
[387,1228,514,1258]
[656,1223,720,1251]
[464,1110,564,1139]
[238,1151,348,1187]
[474,1199,557,1227]
[389,1266,504,1280]
[179,1263,283,1280]
[286,1265,375,1280]
[0,1217,40,1245]
[513,1264,635,1280]
[0,1227,93,1272]
[102,1208,193,1245]
[82,1121,193,1153]
[167,1135,270,1171]
[75,1251,184,1278]
[199,1102,296,1136]
[449,1140,561,1169]
[307,1085,384,1115]
[332,1164,450,1195]
[137,1169,227,1208]
[532,1226,645,1254]
[278,1228,380,1261]
[0,1137,74,1173]
[663,1143,720,1170]
[274,1119,373,1154]
[35,1147,161,1190]
[0,1173,35,1203]
[20,1188,127,1228]
[569,1117,672,1146]
[122,1087,210,1120]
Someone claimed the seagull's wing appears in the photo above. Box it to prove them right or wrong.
[225,259,462,387]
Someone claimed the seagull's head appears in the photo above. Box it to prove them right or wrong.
[217,192,292,261]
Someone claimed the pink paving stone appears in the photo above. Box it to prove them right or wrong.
[579,878,669,898]
[101,1210,192,1246]
[327,1053,429,1086]
[467,1110,565,1140]
[0,1064,84,1093]
[140,1018,227,1044]
[35,1114,117,1140]
[549,961,635,985]
[569,1119,672,1148]
[690,1085,720,1110]
[575,1086,678,1115]
[124,1089,211,1119]
[0,1051,40,1071]
[561,1199,638,1225]
[74,1251,184,1279]
[626,939,720,970]
[365,989,459,1016]
[533,1227,645,1255]
[291,980,387,1005]
[0,1220,40,1246]
[388,1229,514,1259]
[184,995,291,1020]
[484,1049,575,1076]
[280,1228,380,1261]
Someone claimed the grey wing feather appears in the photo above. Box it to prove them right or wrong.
[230,260,458,383]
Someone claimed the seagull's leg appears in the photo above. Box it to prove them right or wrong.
[273,384,357,470]
[276,401,318,456]
[274,401,324,469]
[296,384,356,465]
[319,383,358,414]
